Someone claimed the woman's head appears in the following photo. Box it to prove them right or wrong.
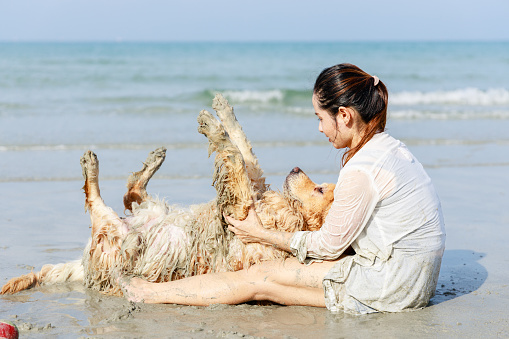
[313,63,388,165]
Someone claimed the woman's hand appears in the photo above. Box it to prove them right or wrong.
[224,207,294,253]
[223,207,266,244]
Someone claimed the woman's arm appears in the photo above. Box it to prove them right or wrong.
[224,208,294,252]
[225,168,379,261]
[301,168,379,260]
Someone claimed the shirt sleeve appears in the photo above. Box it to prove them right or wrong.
[290,167,379,263]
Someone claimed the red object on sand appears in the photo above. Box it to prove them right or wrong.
[0,321,19,339]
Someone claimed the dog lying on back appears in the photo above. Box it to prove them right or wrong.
[1,94,335,296]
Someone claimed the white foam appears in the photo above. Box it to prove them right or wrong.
[391,88,509,106]
[221,89,284,103]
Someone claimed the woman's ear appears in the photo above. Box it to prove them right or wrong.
[336,106,352,126]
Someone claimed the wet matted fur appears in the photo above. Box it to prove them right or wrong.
[1,94,335,296]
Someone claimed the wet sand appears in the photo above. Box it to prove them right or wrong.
[1,161,509,338]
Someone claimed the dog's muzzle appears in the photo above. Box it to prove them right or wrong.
[283,167,304,197]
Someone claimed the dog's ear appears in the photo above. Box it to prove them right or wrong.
[303,211,325,231]
[255,192,305,233]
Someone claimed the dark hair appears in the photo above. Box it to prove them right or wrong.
[313,63,388,165]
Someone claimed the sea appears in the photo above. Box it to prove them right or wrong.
[1,42,508,186]
[1,42,509,336]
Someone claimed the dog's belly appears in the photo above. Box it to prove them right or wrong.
[123,216,191,259]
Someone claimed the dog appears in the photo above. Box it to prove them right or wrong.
[1,94,335,297]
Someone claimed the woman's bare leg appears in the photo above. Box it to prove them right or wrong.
[120,257,339,307]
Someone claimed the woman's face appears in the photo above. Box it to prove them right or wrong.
[313,94,351,149]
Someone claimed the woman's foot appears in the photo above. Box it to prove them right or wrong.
[118,276,151,303]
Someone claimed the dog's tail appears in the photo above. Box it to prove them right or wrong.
[1,260,84,294]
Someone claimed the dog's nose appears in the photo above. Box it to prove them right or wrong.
[291,167,301,174]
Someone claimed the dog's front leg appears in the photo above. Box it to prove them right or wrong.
[211,94,267,197]
[197,110,254,223]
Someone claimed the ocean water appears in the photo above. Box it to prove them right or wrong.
[1,41,508,186]
[1,41,509,337]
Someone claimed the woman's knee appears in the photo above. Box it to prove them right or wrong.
[241,260,327,305]
[238,263,279,302]
[243,258,333,289]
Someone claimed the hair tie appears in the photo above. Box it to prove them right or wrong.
[372,75,379,86]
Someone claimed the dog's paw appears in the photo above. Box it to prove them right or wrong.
[144,147,166,170]
[80,150,99,181]
[212,93,233,116]
[197,109,222,137]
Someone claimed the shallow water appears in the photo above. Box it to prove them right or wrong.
[1,163,508,337]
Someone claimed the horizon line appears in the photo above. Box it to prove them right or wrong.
[1,38,508,44]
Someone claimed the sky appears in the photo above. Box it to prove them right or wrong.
[1,0,508,42]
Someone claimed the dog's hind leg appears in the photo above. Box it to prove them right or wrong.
[1,260,84,294]
[123,147,167,213]
[1,152,123,295]
[81,151,124,237]
[198,109,254,222]
[211,94,267,197]
[80,150,125,294]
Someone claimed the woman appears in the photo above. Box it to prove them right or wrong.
[121,63,446,314]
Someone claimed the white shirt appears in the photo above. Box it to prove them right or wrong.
[290,132,446,313]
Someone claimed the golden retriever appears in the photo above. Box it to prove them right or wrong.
[1,94,335,296]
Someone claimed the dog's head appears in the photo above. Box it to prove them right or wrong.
[283,167,335,231]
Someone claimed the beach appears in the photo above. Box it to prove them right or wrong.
[1,42,509,337]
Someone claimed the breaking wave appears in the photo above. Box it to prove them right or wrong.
[205,87,509,107]
[210,87,509,120]
[391,88,509,106]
